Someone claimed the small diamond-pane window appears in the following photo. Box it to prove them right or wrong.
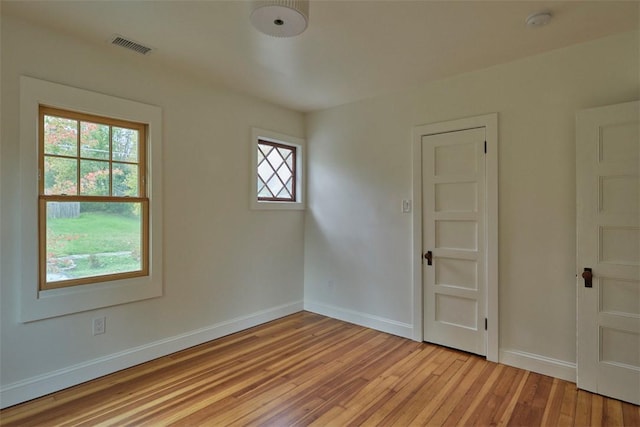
[257,140,297,202]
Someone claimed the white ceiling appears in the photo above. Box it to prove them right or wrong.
[3,1,638,112]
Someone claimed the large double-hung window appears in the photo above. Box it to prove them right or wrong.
[39,106,148,290]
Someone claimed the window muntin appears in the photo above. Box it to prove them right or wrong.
[39,106,148,290]
[257,140,297,202]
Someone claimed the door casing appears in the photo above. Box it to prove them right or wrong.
[412,113,499,362]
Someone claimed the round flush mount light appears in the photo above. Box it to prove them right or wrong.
[526,11,552,28]
[251,0,309,37]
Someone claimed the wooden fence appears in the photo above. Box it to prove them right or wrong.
[47,202,80,219]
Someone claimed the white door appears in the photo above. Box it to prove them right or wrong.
[577,100,640,405]
[422,127,486,356]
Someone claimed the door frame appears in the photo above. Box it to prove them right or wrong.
[411,113,499,362]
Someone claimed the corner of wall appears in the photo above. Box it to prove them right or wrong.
[304,300,414,340]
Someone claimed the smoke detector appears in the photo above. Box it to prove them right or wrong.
[526,11,552,28]
[250,0,309,37]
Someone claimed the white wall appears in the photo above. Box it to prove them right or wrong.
[304,30,639,374]
[0,14,305,405]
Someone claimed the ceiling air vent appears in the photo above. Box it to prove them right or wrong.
[110,35,153,55]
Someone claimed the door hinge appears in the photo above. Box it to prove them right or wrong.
[484,141,487,153]
[485,318,488,330]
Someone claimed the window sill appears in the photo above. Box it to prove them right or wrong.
[250,200,305,211]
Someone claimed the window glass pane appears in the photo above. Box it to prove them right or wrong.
[267,149,284,169]
[44,156,78,195]
[258,144,272,158]
[45,201,142,283]
[277,163,292,181]
[276,187,290,198]
[113,163,139,197]
[112,127,138,163]
[266,174,284,196]
[44,116,77,156]
[258,178,272,198]
[257,160,273,181]
[80,122,110,160]
[80,160,110,196]
[277,147,293,163]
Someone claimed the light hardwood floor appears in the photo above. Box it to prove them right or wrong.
[1,312,638,426]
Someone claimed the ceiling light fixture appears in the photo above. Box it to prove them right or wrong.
[525,11,552,28]
[250,0,309,37]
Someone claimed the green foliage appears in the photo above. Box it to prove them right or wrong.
[44,116,77,156]
[80,202,137,216]
[112,127,138,162]
[80,122,110,160]
[43,115,140,198]
[44,157,77,195]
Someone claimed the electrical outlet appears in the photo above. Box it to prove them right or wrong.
[93,317,106,335]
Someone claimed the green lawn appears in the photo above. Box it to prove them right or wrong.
[70,255,141,279]
[47,211,142,280]
[47,212,141,256]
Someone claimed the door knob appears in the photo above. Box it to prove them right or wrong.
[424,251,433,266]
[582,268,593,288]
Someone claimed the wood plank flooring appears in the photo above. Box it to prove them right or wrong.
[1,312,638,426]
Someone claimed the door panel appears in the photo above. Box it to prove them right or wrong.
[434,142,478,175]
[577,100,640,405]
[436,294,477,329]
[600,277,640,315]
[435,220,477,250]
[435,257,478,290]
[435,182,478,212]
[423,127,486,356]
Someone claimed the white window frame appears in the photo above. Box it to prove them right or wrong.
[250,127,304,210]
[19,76,163,322]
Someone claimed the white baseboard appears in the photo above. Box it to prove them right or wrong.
[0,301,303,409]
[304,300,413,339]
[499,349,576,382]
